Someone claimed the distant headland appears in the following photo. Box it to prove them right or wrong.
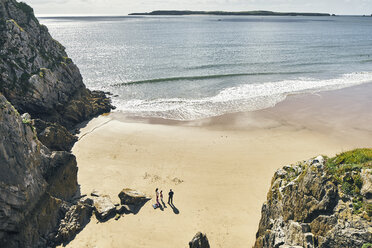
[129,10,331,16]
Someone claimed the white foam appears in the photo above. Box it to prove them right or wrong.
[112,72,372,120]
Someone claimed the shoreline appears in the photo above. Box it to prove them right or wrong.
[66,83,372,248]
[110,81,372,133]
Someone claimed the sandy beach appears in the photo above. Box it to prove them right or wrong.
[64,83,372,248]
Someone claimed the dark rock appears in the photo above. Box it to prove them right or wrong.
[32,119,78,151]
[90,189,101,197]
[0,94,48,243]
[116,205,131,214]
[0,0,114,130]
[189,232,210,248]
[0,0,115,246]
[118,188,149,205]
[0,94,80,247]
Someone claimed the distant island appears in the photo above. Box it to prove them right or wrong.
[129,10,331,16]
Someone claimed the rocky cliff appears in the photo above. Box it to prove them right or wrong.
[0,0,113,129]
[0,0,112,247]
[0,94,92,247]
[254,149,372,248]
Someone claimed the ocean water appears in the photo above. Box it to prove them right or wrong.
[40,16,372,120]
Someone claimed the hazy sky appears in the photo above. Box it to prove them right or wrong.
[22,0,372,16]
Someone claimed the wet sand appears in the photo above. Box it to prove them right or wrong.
[65,83,372,248]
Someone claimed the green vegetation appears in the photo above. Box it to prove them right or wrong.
[6,19,24,32]
[62,56,72,64]
[325,149,372,216]
[22,118,31,124]
[38,68,48,78]
[362,243,372,248]
[6,101,20,116]
[53,38,65,50]
[331,149,372,165]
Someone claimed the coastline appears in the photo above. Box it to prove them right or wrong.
[66,83,372,248]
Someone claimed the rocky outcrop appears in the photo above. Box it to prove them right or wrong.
[55,201,93,244]
[0,0,114,247]
[118,188,150,205]
[254,150,372,248]
[89,188,150,221]
[0,0,114,129]
[32,118,77,151]
[92,194,116,221]
[0,94,79,247]
[189,232,210,248]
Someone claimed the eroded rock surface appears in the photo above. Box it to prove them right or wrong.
[55,202,93,244]
[0,0,114,246]
[118,188,149,205]
[254,151,372,248]
[32,118,77,151]
[92,195,116,221]
[0,0,113,129]
[0,94,79,247]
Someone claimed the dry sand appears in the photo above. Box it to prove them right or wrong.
[65,83,372,248]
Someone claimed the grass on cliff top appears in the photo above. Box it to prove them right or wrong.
[326,148,372,173]
[325,148,372,217]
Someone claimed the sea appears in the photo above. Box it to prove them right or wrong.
[39,15,372,120]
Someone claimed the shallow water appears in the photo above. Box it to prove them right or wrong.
[40,15,372,120]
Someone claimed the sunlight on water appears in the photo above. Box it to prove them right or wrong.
[40,16,372,120]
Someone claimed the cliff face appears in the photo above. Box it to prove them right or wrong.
[0,0,113,129]
[0,0,112,246]
[0,94,81,247]
[254,149,372,248]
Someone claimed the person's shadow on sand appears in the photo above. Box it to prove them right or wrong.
[161,199,167,209]
[168,202,179,214]
[159,204,164,211]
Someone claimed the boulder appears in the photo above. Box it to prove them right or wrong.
[118,188,150,205]
[93,195,116,221]
[189,232,210,248]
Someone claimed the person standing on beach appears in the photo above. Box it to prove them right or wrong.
[168,189,174,205]
[160,190,163,202]
[155,188,160,207]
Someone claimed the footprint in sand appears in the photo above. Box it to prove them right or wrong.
[144,173,184,185]
[143,172,162,182]
[171,177,184,185]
